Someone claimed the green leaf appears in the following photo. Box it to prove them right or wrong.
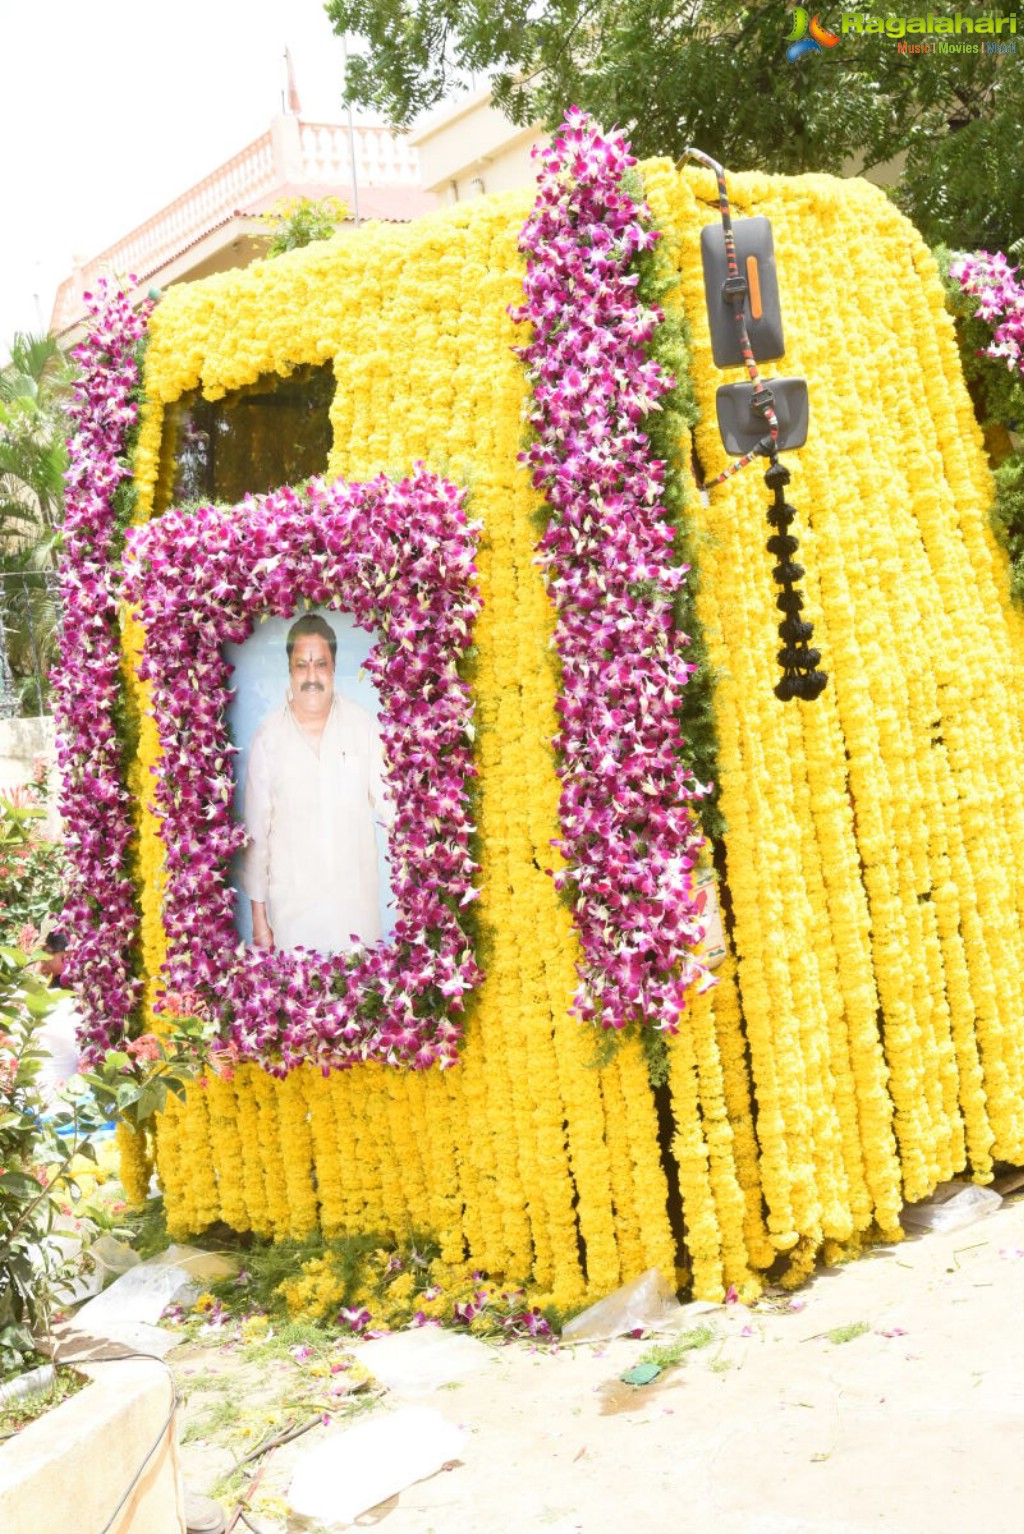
[619,1361,662,1387]
[133,1083,166,1122]
[23,988,57,1017]
[0,1171,45,1200]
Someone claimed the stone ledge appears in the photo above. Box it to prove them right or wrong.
[0,1357,187,1534]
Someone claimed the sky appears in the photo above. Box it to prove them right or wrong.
[0,0,369,357]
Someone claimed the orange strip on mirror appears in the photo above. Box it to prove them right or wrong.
[746,255,763,320]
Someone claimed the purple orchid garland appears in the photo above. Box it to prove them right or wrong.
[513,108,711,1033]
[54,279,153,1059]
[950,249,1024,380]
[123,470,482,1072]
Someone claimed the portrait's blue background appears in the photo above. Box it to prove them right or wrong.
[224,607,396,945]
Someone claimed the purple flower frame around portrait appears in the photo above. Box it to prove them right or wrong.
[123,469,483,1073]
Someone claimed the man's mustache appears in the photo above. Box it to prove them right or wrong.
[300,681,326,692]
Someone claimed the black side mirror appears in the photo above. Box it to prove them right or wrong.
[716,378,809,457]
[700,217,785,367]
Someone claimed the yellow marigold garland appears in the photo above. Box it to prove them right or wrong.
[182,1084,223,1231]
[667,1007,726,1300]
[114,1121,152,1210]
[596,1055,647,1281]
[125,154,1024,1306]
[383,1066,432,1237]
[302,1069,347,1238]
[276,1069,320,1239]
[610,1040,678,1281]
[203,1071,249,1234]
[549,988,621,1302]
[361,1072,414,1242]
[248,1069,292,1239]
[675,973,760,1293]
[231,1065,273,1238]
[149,1092,191,1240]
[702,956,774,1272]
[412,1072,466,1268]
[325,1072,379,1236]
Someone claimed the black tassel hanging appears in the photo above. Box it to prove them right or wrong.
[765,460,827,702]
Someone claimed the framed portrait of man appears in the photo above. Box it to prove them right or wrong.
[226,609,396,954]
[118,469,482,1071]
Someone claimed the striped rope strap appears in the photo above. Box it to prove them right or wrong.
[678,148,827,702]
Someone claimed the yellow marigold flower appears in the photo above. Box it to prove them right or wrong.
[128,146,1024,1308]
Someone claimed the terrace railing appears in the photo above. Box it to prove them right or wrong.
[51,118,421,335]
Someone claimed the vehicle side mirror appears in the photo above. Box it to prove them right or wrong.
[716,378,809,457]
[700,216,785,367]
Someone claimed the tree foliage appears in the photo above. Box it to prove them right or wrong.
[0,333,72,714]
[0,332,72,548]
[326,0,1023,249]
[265,196,348,258]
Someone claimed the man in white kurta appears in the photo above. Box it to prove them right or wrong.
[240,616,391,954]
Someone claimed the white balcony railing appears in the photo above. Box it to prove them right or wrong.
[300,122,420,187]
[51,119,421,335]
